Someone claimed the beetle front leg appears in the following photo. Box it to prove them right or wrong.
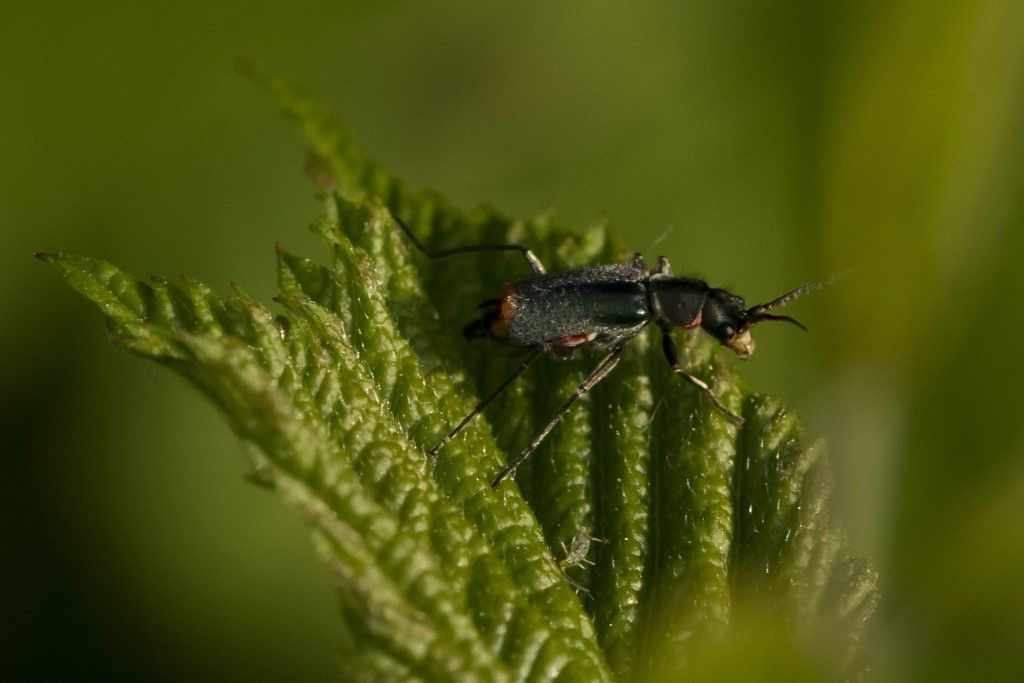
[660,329,744,425]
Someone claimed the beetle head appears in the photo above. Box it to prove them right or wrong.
[702,282,821,358]
[700,289,758,358]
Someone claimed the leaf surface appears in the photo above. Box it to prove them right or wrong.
[41,82,877,680]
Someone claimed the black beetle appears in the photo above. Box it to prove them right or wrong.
[393,215,823,487]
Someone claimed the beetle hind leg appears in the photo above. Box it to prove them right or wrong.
[491,345,626,487]
[429,348,543,456]
[391,212,547,275]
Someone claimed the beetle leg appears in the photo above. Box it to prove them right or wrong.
[660,330,744,425]
[391,211,546,274]
[429,348,543,456]
[491,345,625,487]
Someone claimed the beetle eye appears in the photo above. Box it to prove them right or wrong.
[720,325,735,338]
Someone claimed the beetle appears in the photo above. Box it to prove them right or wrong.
[392,214,824,487]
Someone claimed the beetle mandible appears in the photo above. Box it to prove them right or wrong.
[393,214,824,487]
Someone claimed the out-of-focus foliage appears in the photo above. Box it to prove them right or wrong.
[6,1,1024,681]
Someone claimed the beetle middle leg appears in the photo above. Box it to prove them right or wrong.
[660,329,744,425]
[491,345,626,488]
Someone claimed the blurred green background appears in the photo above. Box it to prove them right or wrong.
[3,1,1023,680]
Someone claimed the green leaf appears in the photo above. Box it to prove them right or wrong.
[39,84,877,680]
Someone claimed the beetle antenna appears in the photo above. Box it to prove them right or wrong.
[745,272,847,330]
[747,272,846,317]
[749,281,823,313]
[749,313,807,331]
